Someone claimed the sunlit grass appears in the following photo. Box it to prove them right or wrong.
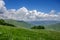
[0,25,60,40]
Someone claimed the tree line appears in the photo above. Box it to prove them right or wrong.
[31,25,45,29]
[0,19,15,27]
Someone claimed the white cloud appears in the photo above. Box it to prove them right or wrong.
[0,0,5,8]
[0,0,60,21]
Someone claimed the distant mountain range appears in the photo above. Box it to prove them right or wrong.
[27,21,60,25]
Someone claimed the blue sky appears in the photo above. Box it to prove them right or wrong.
[0,0,60,21]
[4,0,60,13]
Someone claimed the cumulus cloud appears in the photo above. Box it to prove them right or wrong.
[0,0,60,21]
[0,0,5,8]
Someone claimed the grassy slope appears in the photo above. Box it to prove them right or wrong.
[4,19,33,28]
[45,23,60,31]
[0,25,60,40]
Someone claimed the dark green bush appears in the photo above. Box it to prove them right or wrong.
[31,25,45,29]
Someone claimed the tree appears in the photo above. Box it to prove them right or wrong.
[31,25,45,29]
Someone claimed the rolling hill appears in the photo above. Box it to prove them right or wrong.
[0,25,60,40]
[4,19,33,28]
[45,23,60,31]
[1,19,60,31]
[0,19,60,40]
[28,21,60,31]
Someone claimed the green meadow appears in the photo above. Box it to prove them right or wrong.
[0,19,60,40]
[0,25,60,40]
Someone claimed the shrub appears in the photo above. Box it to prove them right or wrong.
[31,25,45,29]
